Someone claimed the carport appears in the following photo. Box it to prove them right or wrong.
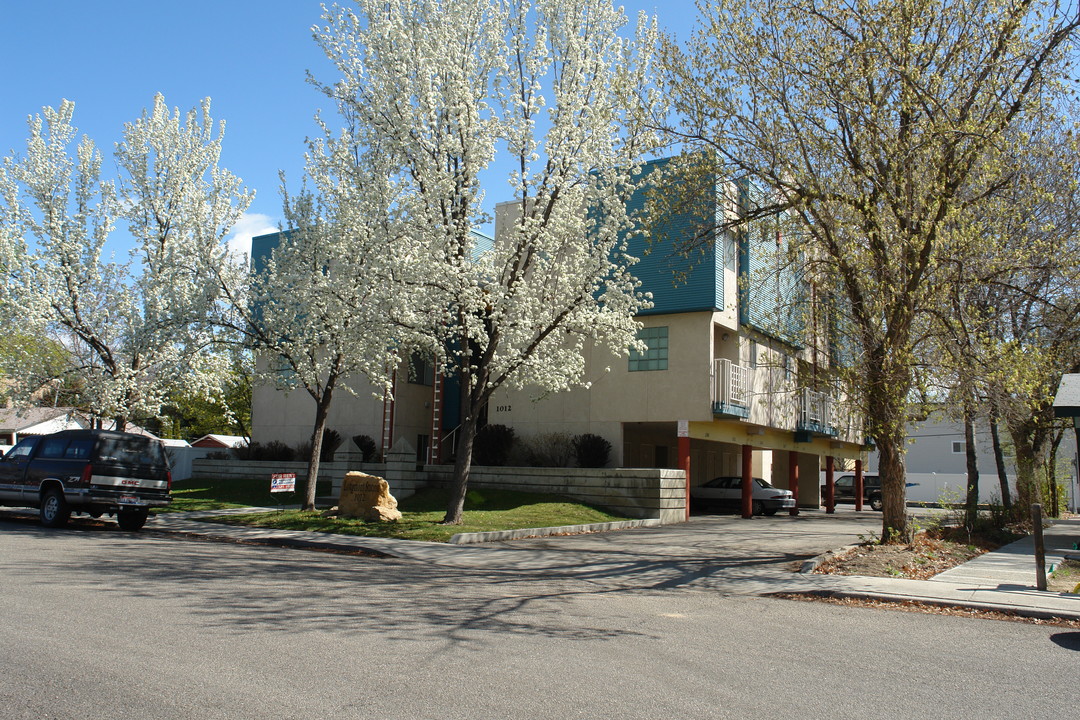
[674,419,867,520]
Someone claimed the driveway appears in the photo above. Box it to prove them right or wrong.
[482,508,886,592]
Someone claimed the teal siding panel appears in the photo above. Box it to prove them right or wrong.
[251,231,284,276]
[626,157,722,315]
[737,178,806,345]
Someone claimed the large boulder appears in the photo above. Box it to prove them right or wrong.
[338,471,402,522]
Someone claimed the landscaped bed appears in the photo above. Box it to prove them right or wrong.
[188,485,630,543]
[813,525,1026,581]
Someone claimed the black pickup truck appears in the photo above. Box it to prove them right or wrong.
[0,429,171,530]
[822,473,883,511]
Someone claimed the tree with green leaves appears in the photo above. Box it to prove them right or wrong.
[661,0,1079,539]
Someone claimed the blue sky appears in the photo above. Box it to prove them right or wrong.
[3,0,695,257]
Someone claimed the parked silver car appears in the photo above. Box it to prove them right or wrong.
[690,476,796,516]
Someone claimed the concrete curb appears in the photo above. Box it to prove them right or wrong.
[448,518,662,545]
[791,588,1080,622]
[800,543,860,573]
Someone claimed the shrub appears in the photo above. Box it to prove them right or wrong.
[352,434,378,463]
[573,433,611,468]
[321,429,344,462]
[473,424,515,466]
[292,429,343,464]
[236,440,295,462]
[513,432,575,467]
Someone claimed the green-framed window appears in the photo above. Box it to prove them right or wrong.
[629,326,669,372]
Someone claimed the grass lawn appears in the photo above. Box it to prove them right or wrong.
[155,476,333,513]
[200,486,630,543]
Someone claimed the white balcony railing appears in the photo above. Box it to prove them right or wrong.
[712,358,752,416]
[797,388,835,434]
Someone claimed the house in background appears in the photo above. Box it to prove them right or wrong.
[251,156,867,509]
[864,411,1076,507]
[191,434,249,449]
[0,407,88,446]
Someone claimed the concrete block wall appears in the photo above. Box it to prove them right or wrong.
[190,459,379,488]
[424,465,686,523]
[189,458,686,523]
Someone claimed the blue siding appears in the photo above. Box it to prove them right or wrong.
[625,157,723,315]
[251,231,284,276]
[737,178,806,346]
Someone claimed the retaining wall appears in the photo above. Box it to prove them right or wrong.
[189,457,686,523]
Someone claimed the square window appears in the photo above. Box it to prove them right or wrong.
[952,441,966,454]
[629,326,669,372]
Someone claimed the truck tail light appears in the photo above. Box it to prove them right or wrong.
[166,470,172,491]
[81,464,93,484]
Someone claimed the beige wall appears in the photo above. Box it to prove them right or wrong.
[488,311,718,462]
[252,360,435,456]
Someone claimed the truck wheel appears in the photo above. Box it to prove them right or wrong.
[869,494,883,512]
[40,488,71,528]
[117,507,149,532]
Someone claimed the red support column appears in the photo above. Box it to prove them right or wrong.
[741,444,753,518]
[855,458,864,512]
[679,435,691,521]
[825,455,836,514]
[788,450,800,516]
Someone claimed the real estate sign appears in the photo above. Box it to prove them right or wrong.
[270,472,296,493]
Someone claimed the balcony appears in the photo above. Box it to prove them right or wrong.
[712,358,752,418]
[796,388,838,437]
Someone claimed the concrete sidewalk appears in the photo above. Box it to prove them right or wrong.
[147,509,1080,621]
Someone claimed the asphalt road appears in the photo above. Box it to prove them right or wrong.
[1,517,1077,719]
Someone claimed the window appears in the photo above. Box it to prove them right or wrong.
[7,436,40,459]
[952,441,966,454]
[629,326,669,372]
[408,353,435,386]
[749,340,758,368]
[63,439,94,460]
[38,437,69,459]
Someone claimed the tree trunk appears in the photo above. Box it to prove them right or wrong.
[1011,430,1038,515]
[444,407,479,525]
[963,401,980,531]
[989,409,1012,509]
[114,416,128,433]
[876,431,908,541]
[1047,429,1062,518]
[865,352,911,541]
[304,388,334,511]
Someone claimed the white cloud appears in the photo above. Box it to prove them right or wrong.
[225,212,279,261]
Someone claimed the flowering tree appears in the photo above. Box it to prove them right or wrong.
[312,0,662,523]
[0,95,251,430]
[661,0,1079,539]
[226,131,407,510]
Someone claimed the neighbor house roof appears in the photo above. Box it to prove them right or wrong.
[0,406,87,433]
[191,434,249,448]
[1053,374,1080,419]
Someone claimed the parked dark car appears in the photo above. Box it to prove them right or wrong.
[0,429,171,530]
[822,473,882,511]
[690,476,796,515]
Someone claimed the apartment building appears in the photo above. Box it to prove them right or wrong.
[251,157,866,507]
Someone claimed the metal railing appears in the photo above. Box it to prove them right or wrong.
[712,358,752,416]
[797,388,835,434]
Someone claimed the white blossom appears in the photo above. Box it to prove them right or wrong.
[0,95,252,428]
